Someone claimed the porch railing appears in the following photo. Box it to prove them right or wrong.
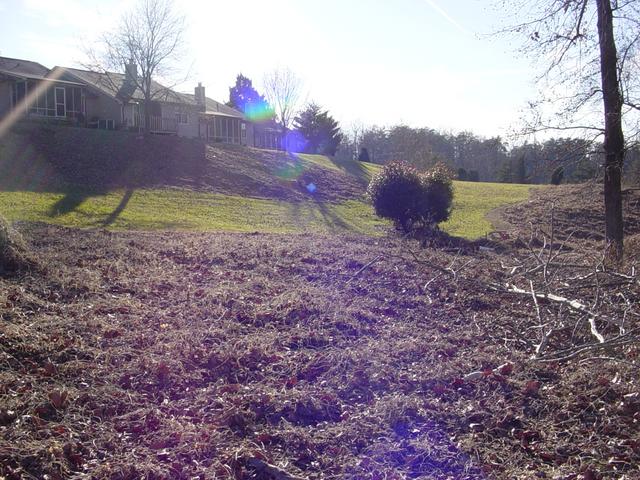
[134,114,178,133]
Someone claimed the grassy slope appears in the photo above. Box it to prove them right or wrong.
[443,181,532,238]
[0,190,384,234]
[0,181,531,238]
[0,126,531,237]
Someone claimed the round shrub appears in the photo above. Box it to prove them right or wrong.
[367,161,454,232]
[421,162,454,224]
[367,162,425,231]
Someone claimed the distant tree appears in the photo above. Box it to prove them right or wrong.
[293,103,342,156]
[457,167,468,181]
[550,166,564,185]
[358,147,370,163]
[87,0,186,134]
[227,74,273,121]
[572,156,599,182]
[468,170,480,182]
[514,156,527,184]
[497,160,513,183]
[263,68,303,135]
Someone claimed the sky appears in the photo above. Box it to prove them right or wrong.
[0,0,538,139]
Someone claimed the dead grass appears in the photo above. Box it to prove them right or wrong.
[0,216,37,276]
[0,178,640,480]
[0,186,638,479]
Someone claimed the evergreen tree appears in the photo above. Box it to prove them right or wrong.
[227,74,273,121]
[293,103,343,156]
[550,166,564,185]
[467,170,480,182]
[514,156,527,184]
[497,160,513,183]
[358,147,370,162]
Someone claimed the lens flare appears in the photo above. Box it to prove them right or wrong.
[244,103,275,122]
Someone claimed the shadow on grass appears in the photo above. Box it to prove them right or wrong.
[296,153,373,186]
[329,157,372,185]
[101,188,135,227]
[313,199,353,233]
[47,187,134,226]
[48,190,98,217]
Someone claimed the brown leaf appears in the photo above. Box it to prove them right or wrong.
[49,390,69,409]
[524,380,541,396]
[43,361,58,376]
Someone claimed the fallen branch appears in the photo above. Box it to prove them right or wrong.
[535,329,640,363]
[346,255,384,284]
[502,283,624,329]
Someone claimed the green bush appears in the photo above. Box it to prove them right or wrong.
[421,162,454,224]
[367,161,453,232]
[550,166,564,185]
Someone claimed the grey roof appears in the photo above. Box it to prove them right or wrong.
[52,66,189,104]
[52,66,244,119]
[0,56,50,79]
[179,93,245,119]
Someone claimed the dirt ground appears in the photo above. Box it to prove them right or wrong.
[0,184,639,479]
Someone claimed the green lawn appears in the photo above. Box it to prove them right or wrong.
[297,154,381,184]
[442,181,532,238]
[0,180,532,239]
[0,189,387,235]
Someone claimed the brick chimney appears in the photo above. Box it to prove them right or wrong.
[124,59,137,85]
[194,82,206,111]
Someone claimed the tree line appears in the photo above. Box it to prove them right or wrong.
[228,73,640,186]
[338,125,639,185]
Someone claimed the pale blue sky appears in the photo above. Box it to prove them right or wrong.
[0,0,536,138]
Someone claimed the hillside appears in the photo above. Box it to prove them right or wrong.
[0,124,531,238]
[0,124,372,202]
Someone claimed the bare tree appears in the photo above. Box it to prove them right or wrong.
[263,68,303,143]
[87,0,186,133]
[499,0,640,261]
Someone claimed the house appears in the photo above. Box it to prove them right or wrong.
[0,56,86,125]
[0,55,284,149]
[52,63,204,136]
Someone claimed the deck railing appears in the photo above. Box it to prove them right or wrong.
[134,114,178,133]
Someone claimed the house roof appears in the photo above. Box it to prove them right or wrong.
[52,66,189,104]
[0,57,88,86]
[52,66,245,119]
[0,56,50,79]
[179,93,245,119]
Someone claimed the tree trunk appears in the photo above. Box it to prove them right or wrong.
[596,0,625,261]
[144,97,152,135]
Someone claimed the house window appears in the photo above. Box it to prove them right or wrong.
[12,81,26,109]
[175,112,188,124]
[26,82,55,117]
[65,87,83,118]
[241,123,247,140]
[55,87,66,117]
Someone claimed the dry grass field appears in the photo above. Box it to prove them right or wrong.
[1,183,639,479]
